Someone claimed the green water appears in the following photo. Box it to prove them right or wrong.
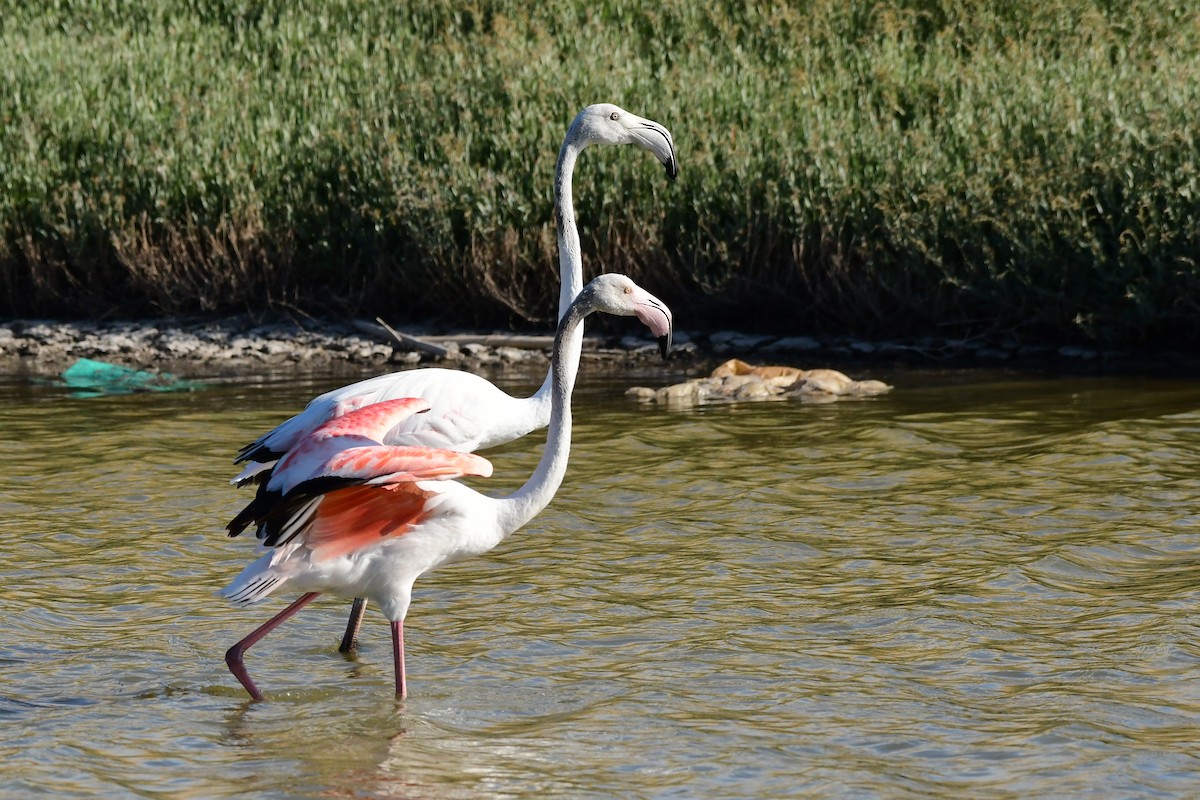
[2,365,1199,798]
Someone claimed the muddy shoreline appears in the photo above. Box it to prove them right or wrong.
[2,316,1196,380]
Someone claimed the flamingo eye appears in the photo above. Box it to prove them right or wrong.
[624,285,633,294]
[610,111,620,121]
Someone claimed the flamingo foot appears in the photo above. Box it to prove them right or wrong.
[224,592,320,701]
[225,643,265,701]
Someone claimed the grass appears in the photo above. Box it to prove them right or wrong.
[2,0,1199,347]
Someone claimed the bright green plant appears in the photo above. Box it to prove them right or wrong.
[2,0,1198,346]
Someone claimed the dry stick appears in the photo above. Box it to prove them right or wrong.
[353,320,580,352]
[434,333,559,349]
[352,318,449,357]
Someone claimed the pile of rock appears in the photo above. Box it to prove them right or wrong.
[626,358,892,405]
[0,319,395,372]
[0,317,667,375]
[2,315,1144,380]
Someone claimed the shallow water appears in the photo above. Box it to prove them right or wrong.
[2,363,1199,798]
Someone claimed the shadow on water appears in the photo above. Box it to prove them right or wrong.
[1,364,1199,798]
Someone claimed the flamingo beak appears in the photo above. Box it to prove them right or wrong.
[633,292,674,360]
[662,154,679,183]
[629,119,678,183]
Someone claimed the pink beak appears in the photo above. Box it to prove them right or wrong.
[633,290,674,359]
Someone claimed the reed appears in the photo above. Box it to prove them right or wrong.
[2,0,1198,346]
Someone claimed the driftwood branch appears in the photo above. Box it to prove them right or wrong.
[351,319,448,356]
[375,317,450,357]
[432,333,559,348]
[353,319,599,352]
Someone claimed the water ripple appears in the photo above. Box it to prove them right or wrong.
[2,371,1200,797]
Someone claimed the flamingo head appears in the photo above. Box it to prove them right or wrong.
[577,273,674,359]
[570,103,678,182]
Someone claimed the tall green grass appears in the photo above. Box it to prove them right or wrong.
[2,1,1198,346]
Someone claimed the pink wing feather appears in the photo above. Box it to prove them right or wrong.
[232,397,493,545]
[305,484,434,562]
[323,445,493,484]
[311,397,432,441]
[271,397,491,493]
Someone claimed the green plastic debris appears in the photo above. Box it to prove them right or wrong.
[59,358,206,396]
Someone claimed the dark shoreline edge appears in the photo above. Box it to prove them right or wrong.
[3,316,1199,379]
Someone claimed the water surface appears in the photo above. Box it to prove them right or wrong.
[2,364,1199,798]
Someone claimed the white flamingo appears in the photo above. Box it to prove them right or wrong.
[221,273,673,700]
[233,103,677,480]
[232,104,676,649]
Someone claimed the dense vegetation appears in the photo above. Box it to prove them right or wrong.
[2,1,1198,346]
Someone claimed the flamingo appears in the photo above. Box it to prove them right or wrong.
[231,103,677,650]
[233,103,677,479]
[221,273,673,700]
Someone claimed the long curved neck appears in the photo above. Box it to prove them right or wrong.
[529,135,586,406]
[555,139,586,317]
[495,301,587,535]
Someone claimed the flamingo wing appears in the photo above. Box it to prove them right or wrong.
[321,445,493,485]
[221,483,445,603]
[308,397,432,442]
[229,412,491,545]
[257,467,469,557]
[235,368,531,468]
[270,397,436,493]
[302,483,435,562]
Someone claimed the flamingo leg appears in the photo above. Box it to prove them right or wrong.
[225,592,320,701]
[338,597,368,653]
[391,619,407,698]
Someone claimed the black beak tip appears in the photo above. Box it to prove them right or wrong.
[657,334,672,360]
[663,158,678,183]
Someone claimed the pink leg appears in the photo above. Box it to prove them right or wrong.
[225,592,320,701]
[338,597,368,653]
[391,619,406,698]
